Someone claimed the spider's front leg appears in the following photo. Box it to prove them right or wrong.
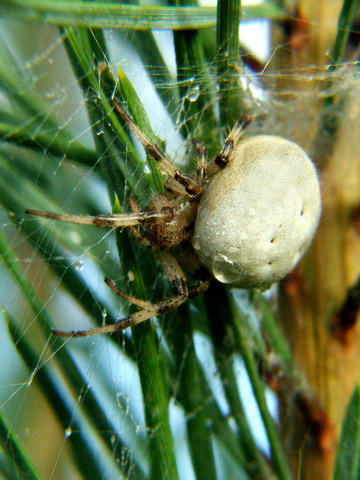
[52,252,211,337]
[206,114,253,176]
[112,101,203,197]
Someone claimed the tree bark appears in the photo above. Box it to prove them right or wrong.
[270,1,360,478]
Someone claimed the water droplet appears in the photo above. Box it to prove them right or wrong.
[186,85,200,102]
[96,130,104,136]
[69,231,82,245]
[212,254,237,284]
[64,427,72,438]
[75,260,83,271]
[127,270,135,282]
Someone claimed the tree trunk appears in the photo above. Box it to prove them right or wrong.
[270,1,360,478]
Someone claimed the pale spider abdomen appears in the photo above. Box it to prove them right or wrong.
[192,135,321,290]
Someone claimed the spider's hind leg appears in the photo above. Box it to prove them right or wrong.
[52,252,211,337]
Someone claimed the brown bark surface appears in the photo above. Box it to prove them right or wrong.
[270,2,360,478]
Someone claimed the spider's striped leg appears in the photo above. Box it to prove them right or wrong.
[52,253,211,337]
[112,101,202,197]
[191,139,208,181]
[52,278,211,337]
[156,251,188,297]
[207,114,253,176]
[125,196,163,249]
[25,208,173,229]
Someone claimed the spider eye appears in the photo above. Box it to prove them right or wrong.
[192,135,321,290]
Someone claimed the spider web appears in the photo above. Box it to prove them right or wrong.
[0,8,360,480]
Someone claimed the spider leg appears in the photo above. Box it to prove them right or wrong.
[156,251,188,296]
[105,277,153,309]
[207,114,253,176]
[191,139,208,181]
[126,196,162,249]
[52,253,211,337]
[52,308,159,337]
[51,278,211,337]
[25,208,173,229]
[112,101,202,197]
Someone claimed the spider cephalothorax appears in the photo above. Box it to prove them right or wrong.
[26,103,321,336]
[130,193,198,250]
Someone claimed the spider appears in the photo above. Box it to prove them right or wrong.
[26,102,321,337]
